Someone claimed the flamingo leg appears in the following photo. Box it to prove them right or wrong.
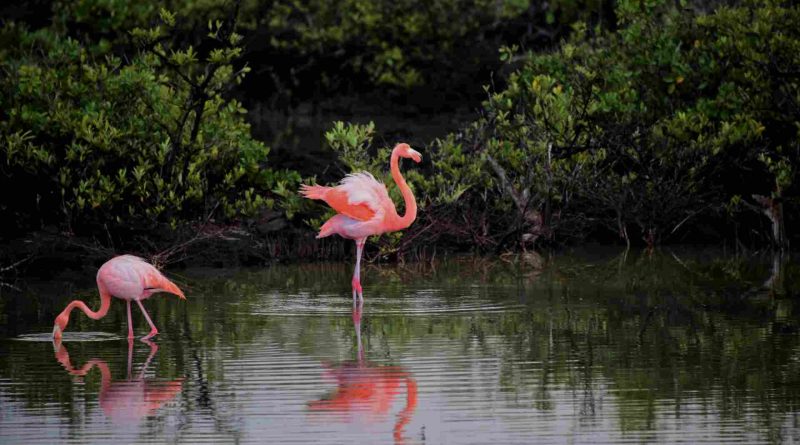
[126,300,134,340]
[135,299,159,340]
[352,238,366,302]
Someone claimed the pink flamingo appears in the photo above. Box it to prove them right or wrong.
[300,142,422,301]
[52,255,185,341]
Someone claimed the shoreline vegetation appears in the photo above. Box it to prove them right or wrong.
[1,0,799,273]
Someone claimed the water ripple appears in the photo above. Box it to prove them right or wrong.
[242,289,525,317]
[13,332,123,342]
[2,258,799,444]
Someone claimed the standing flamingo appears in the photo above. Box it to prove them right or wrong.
[52,255,185,341]
[300,142,422,301]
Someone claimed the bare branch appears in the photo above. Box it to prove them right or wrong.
[485,154,527,213]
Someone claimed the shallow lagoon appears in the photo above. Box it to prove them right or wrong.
[1,249,798,444]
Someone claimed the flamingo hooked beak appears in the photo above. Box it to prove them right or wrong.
[408,149,422,163]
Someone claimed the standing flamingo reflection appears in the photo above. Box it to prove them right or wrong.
[309,302,418,444]
[53,338,183,424]
[52,255,186,341]
[300,143,422,301]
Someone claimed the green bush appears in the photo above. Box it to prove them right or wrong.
[317,0,799,253]
[262,0,531,91]
[18,0,617,102]
[414,0,800,249]
[0,9,301,238]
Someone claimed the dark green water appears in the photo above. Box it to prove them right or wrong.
[1,249,799,444]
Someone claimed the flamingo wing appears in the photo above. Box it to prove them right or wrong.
[338,172,394,221]
[102,255,185,299]
[302,172,394,223]
[318,188,377,222]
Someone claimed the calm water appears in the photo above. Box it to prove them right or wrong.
[1,249,799,444]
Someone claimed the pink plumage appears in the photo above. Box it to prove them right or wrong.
[53,255,186,341]
[300,143,423,301]
[338,172,393,214]
[99,255,185,302]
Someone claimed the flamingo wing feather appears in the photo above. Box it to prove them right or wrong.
[337,172,393,221]
[301,172,392,223]
[101,255,185,299]
[322,188,377,222]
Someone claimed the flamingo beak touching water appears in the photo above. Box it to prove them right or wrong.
[52,255,186,341]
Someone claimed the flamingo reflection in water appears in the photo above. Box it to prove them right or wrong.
[53,339,183,424]
[309,302,418,444]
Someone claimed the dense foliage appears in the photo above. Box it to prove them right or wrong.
[0,6,300,241]
[1,0,798,261]
[315,0,799,257]
[259,0,531,97]
[2,0,615,105]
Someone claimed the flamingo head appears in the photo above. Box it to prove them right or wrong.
[53,313,69,341]
[394,143,422,163]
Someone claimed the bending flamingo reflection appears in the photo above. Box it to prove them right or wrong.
[309,302,418,444]
[53,339,183,424]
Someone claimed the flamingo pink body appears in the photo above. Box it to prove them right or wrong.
[300,143,422,301]
[52,255,186,341]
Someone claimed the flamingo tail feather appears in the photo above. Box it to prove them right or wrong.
[300,184,329,200]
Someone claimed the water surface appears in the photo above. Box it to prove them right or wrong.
[1,249,799,444]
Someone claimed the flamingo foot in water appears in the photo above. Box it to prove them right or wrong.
[141,328,158,341]
[136,299,159,341]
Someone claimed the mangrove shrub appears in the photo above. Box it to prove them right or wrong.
[0,8,301,240]
[316,0,799,254]
[436,0,799,249]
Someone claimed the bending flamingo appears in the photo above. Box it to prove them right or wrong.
[300,143,422,301]
[52,255,185,341]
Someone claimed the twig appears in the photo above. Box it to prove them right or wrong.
[151,225,229,268]
[0,281,21,292]
[670,205,711,235]
[0,255,32,273]
[485,154,529,213]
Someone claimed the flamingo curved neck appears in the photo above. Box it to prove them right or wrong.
[59,284,112,325]
[390,150,417,231]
